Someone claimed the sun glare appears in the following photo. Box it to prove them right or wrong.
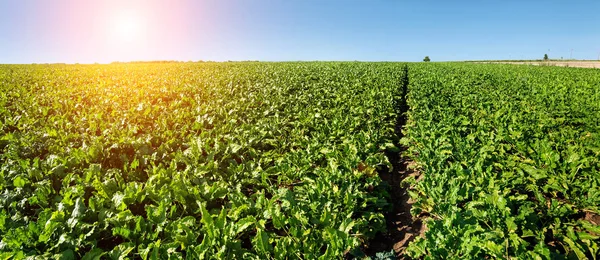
[109,11,145,44]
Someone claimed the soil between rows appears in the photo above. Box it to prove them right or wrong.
[364,150,425,258]
[363,67,426,259]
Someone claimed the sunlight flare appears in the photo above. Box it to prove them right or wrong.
[109,10,146,44]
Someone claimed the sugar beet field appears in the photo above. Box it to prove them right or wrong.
[1,62,599,259]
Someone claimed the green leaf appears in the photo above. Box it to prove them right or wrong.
[108,242,135,260]
[59,249,76,260]
[235,216,256,236]
[148,202,167,224]
[253,229,272,255]
[82,248,105,260]
[112,192,126,211]
[113,227,131,239]
[13,176,27,188]
[72,198,86,219]
[562,237,587,259]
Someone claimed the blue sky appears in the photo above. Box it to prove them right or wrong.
[0,0,599,63]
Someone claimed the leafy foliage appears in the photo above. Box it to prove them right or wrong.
[403,63,600,259]
[4,61,598,259]
[0,62,406,258]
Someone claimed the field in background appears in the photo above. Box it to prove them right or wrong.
[476,60,600,69]
[1,62,599,259]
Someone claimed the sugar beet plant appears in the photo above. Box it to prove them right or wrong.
[0,62,406,258]
[403,63,600,259]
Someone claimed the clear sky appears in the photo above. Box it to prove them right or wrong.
[0,0,598,63]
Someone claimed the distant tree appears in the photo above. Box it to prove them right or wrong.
[423,56,431,62]
[544,54,549,61]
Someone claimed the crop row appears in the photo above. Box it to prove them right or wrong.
[4,61,598,259]
[0,62,405,259]
[403,63,600,258]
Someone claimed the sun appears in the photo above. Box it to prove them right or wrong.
[109,11,145,44]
